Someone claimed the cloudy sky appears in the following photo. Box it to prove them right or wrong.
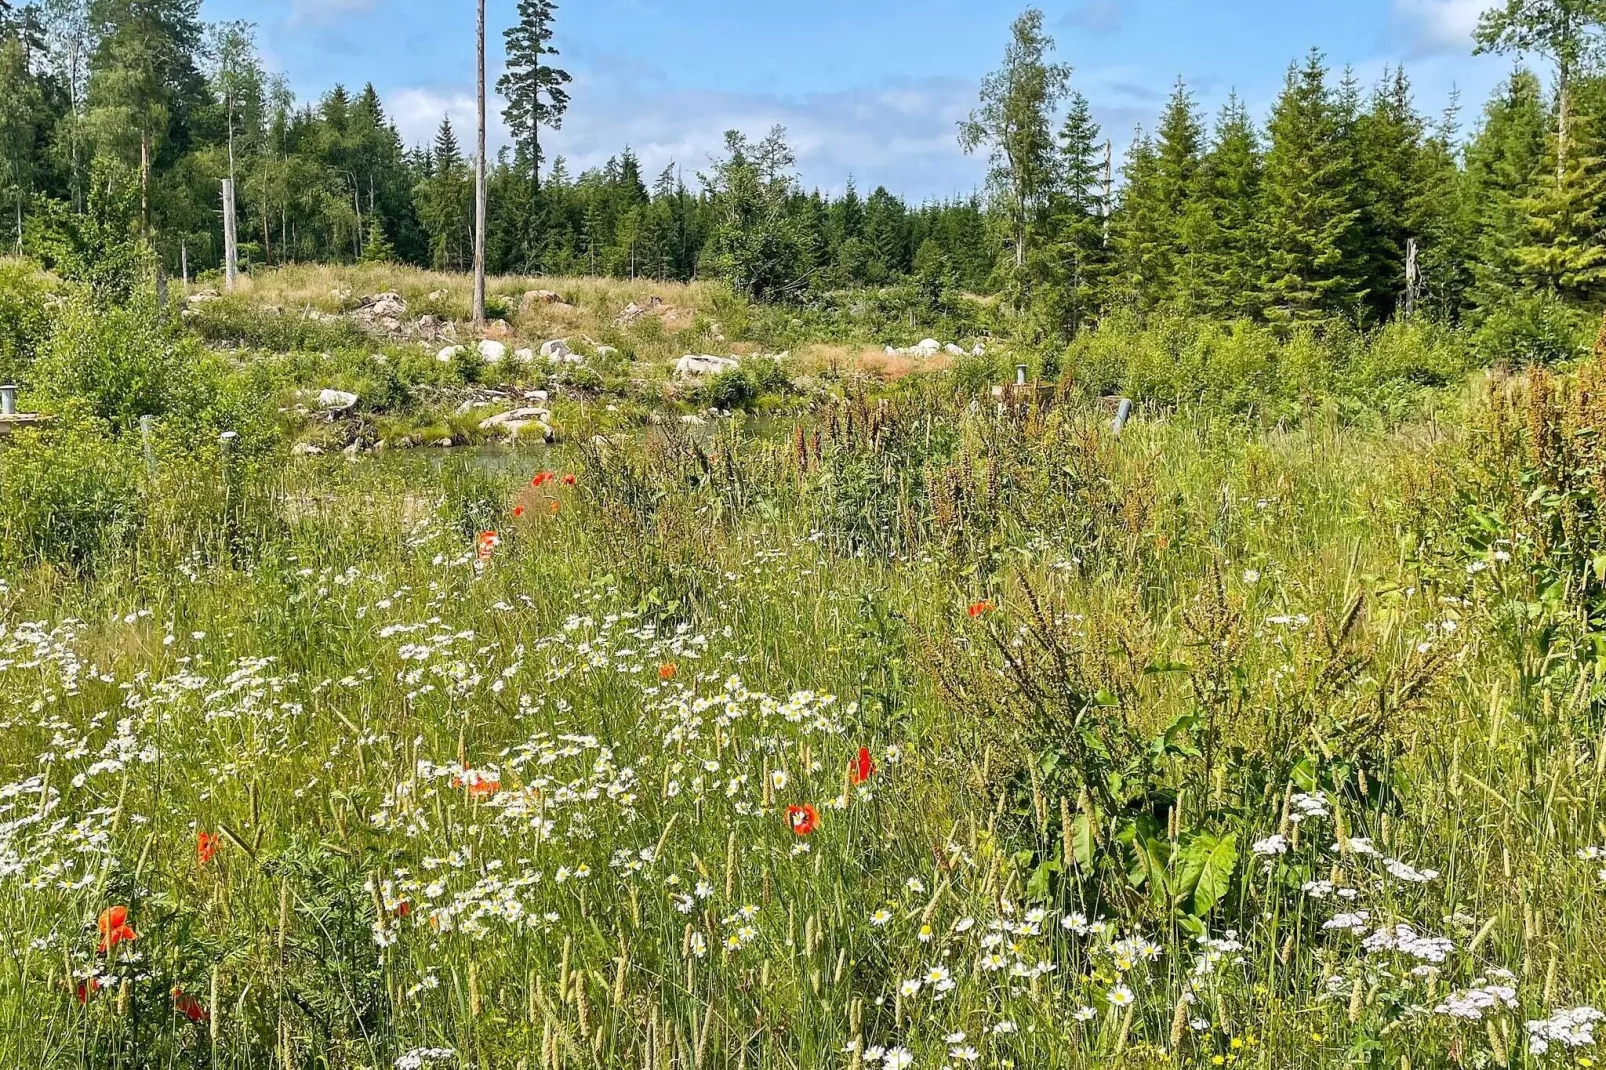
[205,0,1529,201]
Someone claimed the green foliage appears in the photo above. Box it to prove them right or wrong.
[0,258,53,383]
[700,128,807,302]
[0,415,144,570]
[31,290,212,433]
[1470,289,1591,364]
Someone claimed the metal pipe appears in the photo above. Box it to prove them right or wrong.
[1015,364,1028,387]
[1112,398,1133,436]
[0,385,15,417]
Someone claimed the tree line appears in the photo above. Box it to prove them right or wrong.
[1,0,1603,338]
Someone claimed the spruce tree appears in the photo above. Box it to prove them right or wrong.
[1465,69,1553,306]
[1111,129,1166,306]
[1516,74,1606,298]
[1259,51,1367,322]
[1043,90,1107,331]
[1179,94,1263,318]
[1353,67,1426,320]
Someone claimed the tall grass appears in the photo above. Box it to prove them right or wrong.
[2,359,1603,1069]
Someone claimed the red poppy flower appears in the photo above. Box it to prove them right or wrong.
[477,531,500,563]
[967,600,996,619]
[74,977,99,1003]
[172,988,208,1023]
[395,901,411,919]
[97,906,136,953]
[563,474,577,486]
[196,831,217,867]
[787,803,818,836]
[659,663,677,681]
[850,747,877,785]
[548,501,561,515]
[532,471,555,488]
[513,505,526,519]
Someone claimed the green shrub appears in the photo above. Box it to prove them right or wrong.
[0,416,145,570]
[699,359,792,410]
[31,293,216,433]
[1471,291,1590,367]
[0,259,53,384]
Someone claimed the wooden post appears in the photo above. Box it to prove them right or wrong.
[222,179,239,292]
[1404,237,1420,320]
[472,0,488,327]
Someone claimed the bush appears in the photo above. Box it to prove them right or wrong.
[30,293,219,433]
[0,259,54,385]
[699,358,792,410]
[188,297,368,351]
[0,416,145,570]
[1471,291,1591,367]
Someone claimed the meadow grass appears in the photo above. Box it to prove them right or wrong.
[2,274,1605,1069]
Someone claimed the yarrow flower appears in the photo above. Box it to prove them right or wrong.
[1434,985,1517,1022]
[1526,1006,1604,1056]
[1251,834,1289,856]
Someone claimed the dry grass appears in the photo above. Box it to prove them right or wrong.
[213,263,737,367]
[792,344,954,383]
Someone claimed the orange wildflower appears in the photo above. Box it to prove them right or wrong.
[850,747,877,785]
[787,804,818,836]
[96,906,136,953]
[172,988,208,1023]
[196,831,217,867]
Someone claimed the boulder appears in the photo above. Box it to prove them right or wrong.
[187,289,221,304]
[316,389,360,412]
[944,343,966,357]
[594,344,619,359]
[356,291,406,318]
[482,319,512,340]
[514,348,535,363]
[520,289,563,313]
[428,289,450,302]
[437,345,464,363]
[479,339,508,363]
[292,442,324,456]
[971,343,987,357]
[540,338,572,360]
[674,355,740,380]
[352,292,408,334]
[479,407,554,441]
[615,300,664,327]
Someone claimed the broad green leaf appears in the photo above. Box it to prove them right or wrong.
[1175,832,1238,917]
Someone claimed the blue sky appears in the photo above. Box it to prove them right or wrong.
[209,0,1527,201]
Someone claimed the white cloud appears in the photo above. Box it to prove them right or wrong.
[388,70,991,202]
[390,87,510,160]
[1392,0,1486,57]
